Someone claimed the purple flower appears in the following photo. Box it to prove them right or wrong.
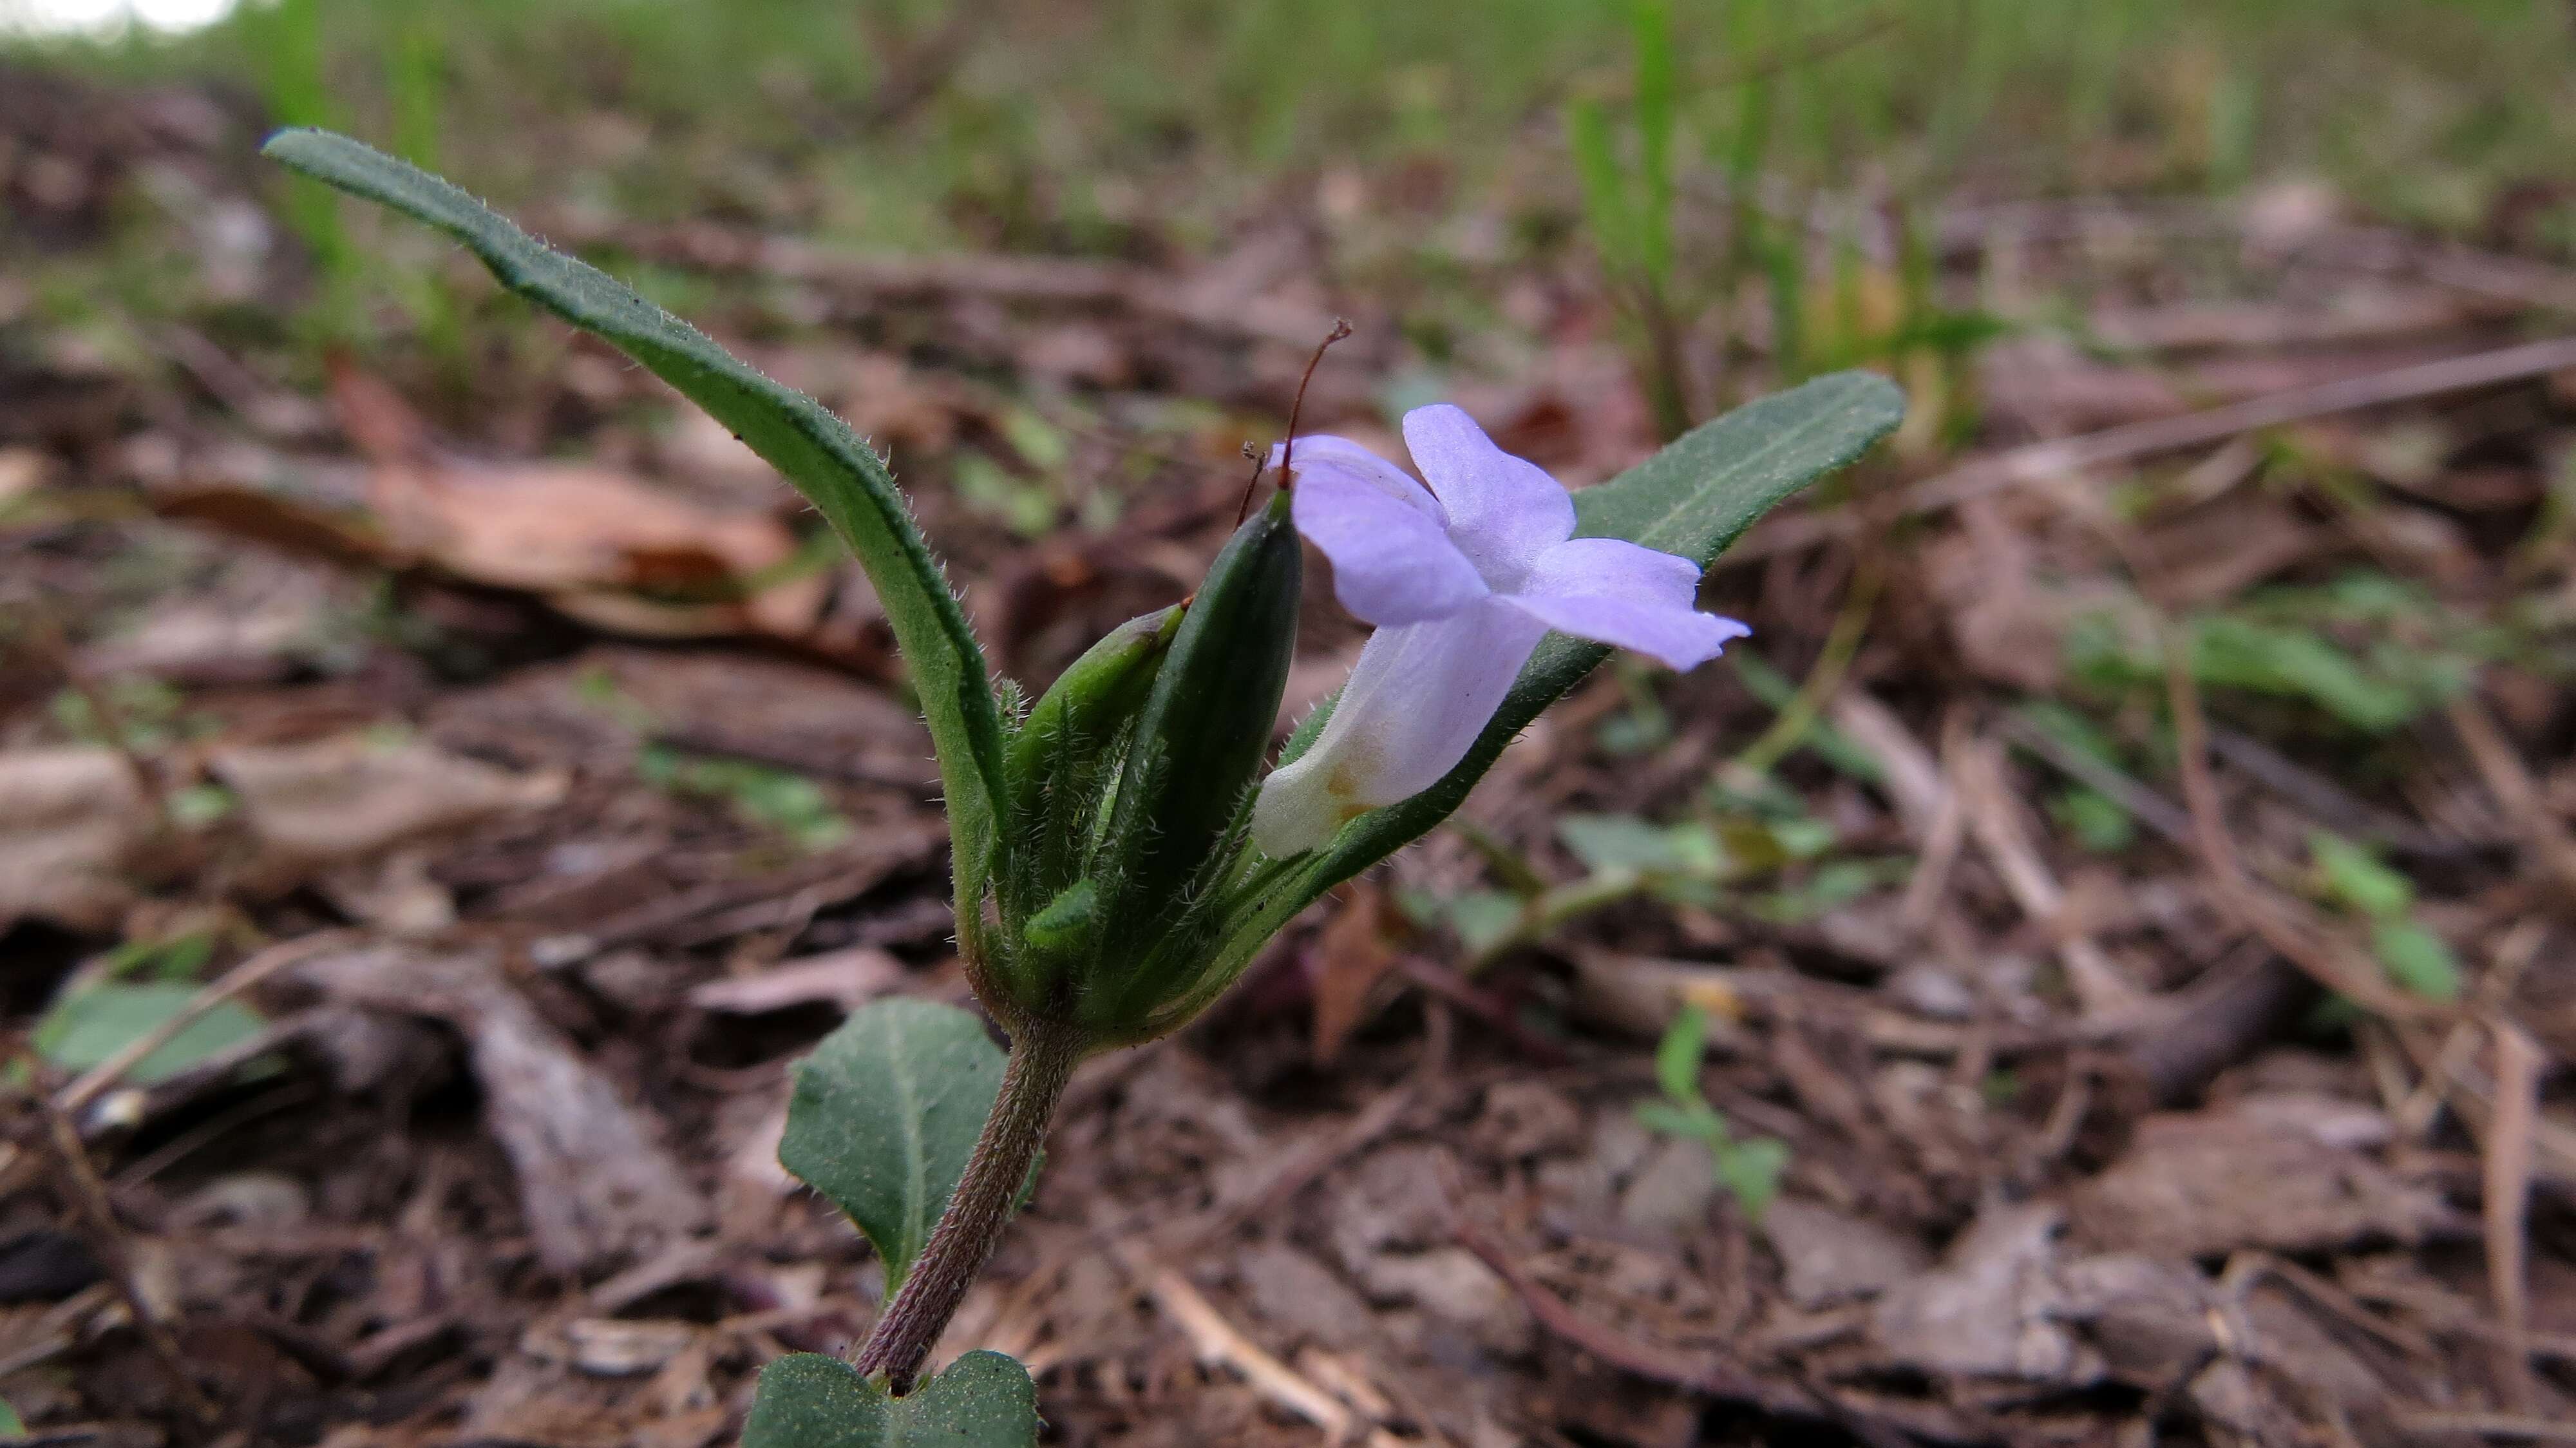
[1252,404,1748,856]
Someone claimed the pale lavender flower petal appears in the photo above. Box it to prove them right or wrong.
[1289,468,1488,625]
[1401,405,1574,585]
[1267,435,1439,518]
[1251,599,1548,857]
[1255,411,1749,855]
[1502,536,1750,670]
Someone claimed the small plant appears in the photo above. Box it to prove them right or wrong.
[2307,831,2463,1002]
[261,128,1900,1442]
[1636,1002,1789,1221]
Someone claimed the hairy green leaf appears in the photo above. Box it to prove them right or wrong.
[779,999,1008,1293]
[743,1351,1039,1448]
[260,129,1008,920]
[1184,371,1904,1019]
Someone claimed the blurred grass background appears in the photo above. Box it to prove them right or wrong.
[12,0,2575,251]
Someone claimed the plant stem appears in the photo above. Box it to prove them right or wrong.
[852,1016,1086,1394]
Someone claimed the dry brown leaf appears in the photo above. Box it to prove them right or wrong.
[686,946,910,1015]
[1869,1203,2101,1384]
[369,458,826,638]
[2065,1105,2460,1260]
[1763,1198,1929,1309]
[298,946,709,1274]
[0,746,149,931]
[211,732,565,866]
[1309,882,1401,1065]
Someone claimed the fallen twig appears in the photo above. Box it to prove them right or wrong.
[1729,334,2576,567]
[2161,628,2439,1021]
[2446,693,2576,904]
[1951,732,2140,1015]
[30,1075,220,1428]
[1116,1241,1408,1447]
[2483,1023,2543,1411]
[1448,1212,1914,1448]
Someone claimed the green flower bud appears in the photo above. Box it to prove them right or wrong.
[979,490,1302,1043]
[981,604,1181,1013]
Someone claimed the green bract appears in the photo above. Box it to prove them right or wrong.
[981,494,1303,1042]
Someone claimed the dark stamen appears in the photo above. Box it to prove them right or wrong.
[1237,318,1354,524]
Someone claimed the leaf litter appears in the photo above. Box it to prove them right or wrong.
[3,62,2576,1448]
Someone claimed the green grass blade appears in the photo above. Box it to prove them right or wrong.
[260,129,1009,914]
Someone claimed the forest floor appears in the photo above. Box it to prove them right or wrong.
[5,55,2576,1448]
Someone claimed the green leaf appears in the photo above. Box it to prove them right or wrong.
[33,984,266,1086]
[1443,889,1525,958]
[1714,1136,1790,1222]
[2050,788,2136,853]
[1558,814,1727,879]
[1654,1002,1709,1104]
[2309,832,2414,919]
[0,1393,24,1438]
[1195,372,1904,1007]
[2190,615,2422,732]
[779,999,1010,1293]
[2370,919,2463,1002]
[1634,1098,1718,1141]
[742,1350,1039,1448]
[260,129,1008,924]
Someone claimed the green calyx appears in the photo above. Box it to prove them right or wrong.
[980,491,1302,1043]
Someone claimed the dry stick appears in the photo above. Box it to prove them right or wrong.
[21,604,176,841]
[2483,1023,2544,1413]
[1994,710,2195,848]
[1727,558,1880,780]
[55,932,354,1118]
[1449,1213,1917,1448]
[1725,333,2576,568]
[2160,629,2439,1023]
[2445,693,2576,902]
[32,1079,220,1428]
[1117,1241,1412,1448]
[2394,1411,2576,1444]
[1950,731,2140,1016]
[851,1018,1087,1394]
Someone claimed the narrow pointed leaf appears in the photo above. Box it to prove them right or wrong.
[1189,372,1903,1012]
[779,999,1007,1293]
[260,129,1008,917]
[743,1350,1039,1448]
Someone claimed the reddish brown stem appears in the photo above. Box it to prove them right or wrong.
[852,1018,1086,1393]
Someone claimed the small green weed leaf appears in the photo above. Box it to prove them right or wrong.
[1443,890,1525,959]
[2050,788,2136,853]
[1654,1001,1709,1103]
[1636,1098,1719,1141]
[640,747,851,851]
[1197,372,1903,993]
[2309,832,2414,919]
[1748,857,1896,925]
[0,1394,22,1437]
[2191,616,2420,732]
[1714,1136,1790,1222]
[742,1350,1039,1448]
[2370,919,2463,1002]
[34,984,265,1086]
[780,999,1009,1293]
[1558,814,1720,877]
[261,129,1008,924]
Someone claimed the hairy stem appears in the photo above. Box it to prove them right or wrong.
[853,1017,1085,1393]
